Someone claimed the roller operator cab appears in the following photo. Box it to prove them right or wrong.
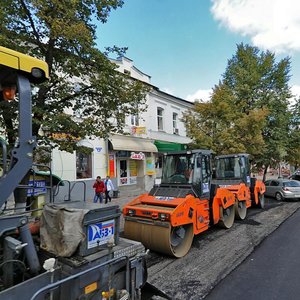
[0,47,170,300]
[160,150,212,197]
[214,154,251,186]
[213,154,266,220]
[123,150,239,258]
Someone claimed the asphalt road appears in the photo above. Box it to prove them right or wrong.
[145,197,300,300]
[205,201,300,300]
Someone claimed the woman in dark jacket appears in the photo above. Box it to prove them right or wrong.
[93,176,105,203]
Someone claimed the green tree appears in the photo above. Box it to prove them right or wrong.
[184,83,267,156]
[287,98,300,170]
[184,44,292,179]
[0,0,148,155]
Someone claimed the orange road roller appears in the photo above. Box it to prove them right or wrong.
[213,154,266,220]
[123,149,259,258]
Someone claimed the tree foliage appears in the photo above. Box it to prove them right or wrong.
[0,0,148,154]
[287,99,300,169]
[184,43,293,174]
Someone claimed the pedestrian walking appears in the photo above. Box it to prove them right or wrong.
[104,176,114,204]
[93,176,105,203]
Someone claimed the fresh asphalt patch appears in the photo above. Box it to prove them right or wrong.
[145,197,300,300]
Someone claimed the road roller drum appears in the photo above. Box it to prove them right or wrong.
[124,218,194,258]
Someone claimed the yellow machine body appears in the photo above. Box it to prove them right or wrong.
[0,46,49,82]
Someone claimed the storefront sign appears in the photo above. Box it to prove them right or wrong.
[146,157,155,175]
[116,151,130,157]
[131,126,147,135]
[51,132,80,141]
[129,160,137,176]
[130,152,145,160]
[27,180,46,196]
[109,154,115,178]
[120,177,128,185]
[129,176,137,184]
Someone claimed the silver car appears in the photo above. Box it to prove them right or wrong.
[264,179,300,201]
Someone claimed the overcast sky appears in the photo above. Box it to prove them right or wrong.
[97,0,300,102]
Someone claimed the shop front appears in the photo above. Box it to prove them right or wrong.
[108,135,157,194]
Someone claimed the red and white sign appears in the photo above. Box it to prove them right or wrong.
[130,152,145,160]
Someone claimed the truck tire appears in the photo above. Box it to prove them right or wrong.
[275,192,283,201]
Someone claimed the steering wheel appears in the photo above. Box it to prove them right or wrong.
[169,174,187,183]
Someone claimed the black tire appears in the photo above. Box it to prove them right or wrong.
[275,192,283,201]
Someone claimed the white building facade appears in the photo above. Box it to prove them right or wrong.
[51,57,193,199]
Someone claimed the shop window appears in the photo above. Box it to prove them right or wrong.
[120,160,128,177]
[155,155,163,178]
[157,107,164,131]
[155,155,163,169]
[119,160,128,185]
[76,151,92,179]
[128,160,138,184]
[119,158,138,185]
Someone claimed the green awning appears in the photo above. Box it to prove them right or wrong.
[154,141,188,152]
[32,171,64,186]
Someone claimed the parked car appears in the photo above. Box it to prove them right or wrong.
[264,179,300,201]
[289,171,300,181]
[290,174,300,181]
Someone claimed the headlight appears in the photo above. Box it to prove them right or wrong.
[159,213,169,221]
[128,209,136,216]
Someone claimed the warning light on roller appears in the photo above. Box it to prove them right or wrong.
[2,86,16,101]
[159,213,170,221]
[128,209,136,216]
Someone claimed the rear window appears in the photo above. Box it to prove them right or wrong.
[270,181,280,186]
[292,175,300,180]
[283,181,300,187]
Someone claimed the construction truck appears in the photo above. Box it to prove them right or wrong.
[123,149,265,258]
[0,46,169,300]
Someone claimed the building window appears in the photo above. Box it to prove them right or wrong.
[124,69,131,75]
[157,107,164,131]
[76,151,92,179]
[173,112,178,134]
[131,114,139,126]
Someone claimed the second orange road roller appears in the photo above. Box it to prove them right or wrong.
[213,153,266,220]
[123,149,265,258]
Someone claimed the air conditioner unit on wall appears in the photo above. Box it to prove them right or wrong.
[173,128,179,134]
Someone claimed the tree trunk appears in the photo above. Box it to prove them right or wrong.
[263,164,269,182]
